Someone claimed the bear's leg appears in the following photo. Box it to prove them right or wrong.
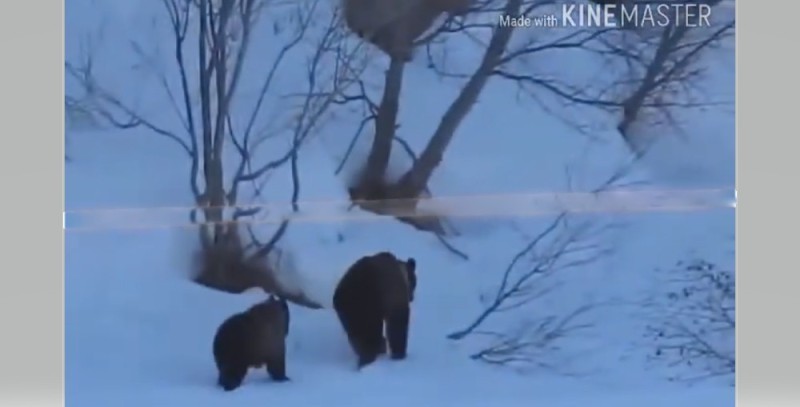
[218,365,247,391]
[265,346,290,382]
[357,308,385,368]
[386,306,410,360]
[336,305,374,363]
[336,306,365,355]
[335,294,384,368]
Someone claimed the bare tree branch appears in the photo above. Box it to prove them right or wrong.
[445,159,638,371]
[65,61,195,157]
[446,177,623,341]
[468,304,596,374]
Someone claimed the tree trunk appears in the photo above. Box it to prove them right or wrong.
[395,0,522,198]
[197,154,227,248]
[362,57,406,187]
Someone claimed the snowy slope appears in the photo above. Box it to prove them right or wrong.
[65,135,734,406]
[65,1,735,406]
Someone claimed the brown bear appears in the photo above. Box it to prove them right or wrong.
[212,295,290,391]
[341,0,472,61]
[333,251,417,368]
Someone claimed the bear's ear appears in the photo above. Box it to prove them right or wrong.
[405,258,417,303]
[406,257,416,273]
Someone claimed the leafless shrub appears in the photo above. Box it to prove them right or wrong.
[446,211,613,371]
[467,303,597,374]
[444,162,643,372]
[445,211,615,373]
[190,227,321,308]
[644,257,735,384]
[65,0,365,307]
[448,211,612,333]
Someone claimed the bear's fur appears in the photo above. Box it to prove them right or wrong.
[212,296,290,391]
[333,251,417,368]
[341,0,471,61]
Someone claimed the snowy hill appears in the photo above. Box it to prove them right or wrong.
[65,1,735,406]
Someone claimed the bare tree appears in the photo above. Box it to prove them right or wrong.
[65,0,365,308]
[644,257,735,384]
[336,1,604,227]
[339,0,537,232]
[337,0,733,234]
[394,0,565,199]
[496,0,735,155]
[603,2,734,155]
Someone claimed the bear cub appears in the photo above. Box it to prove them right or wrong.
[333,251,417,368]
[212,295,291,391]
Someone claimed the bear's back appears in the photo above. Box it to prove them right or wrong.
[244,301,288,362]
[337,252,410,312]
[213,312,251,361]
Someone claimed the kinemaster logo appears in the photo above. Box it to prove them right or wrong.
[499,1,726,29]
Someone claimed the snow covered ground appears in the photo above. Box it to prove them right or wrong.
[65,1,735,406]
